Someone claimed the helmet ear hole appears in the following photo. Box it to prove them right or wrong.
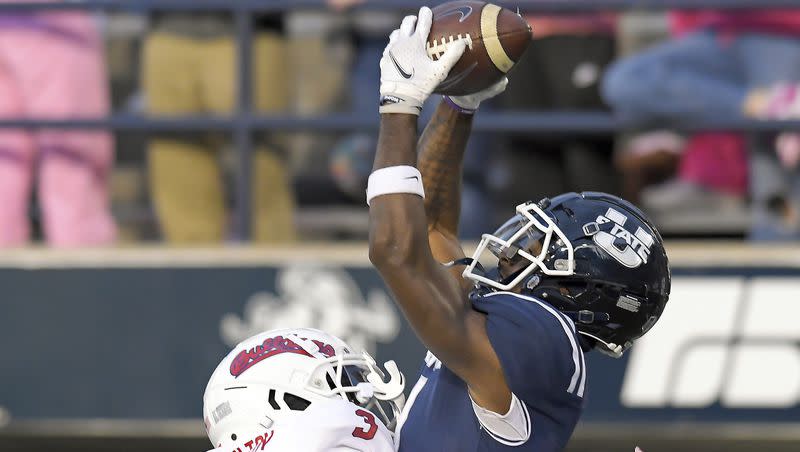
[231,433,237,441]
[283,393,311,411]
[268,389,280,410]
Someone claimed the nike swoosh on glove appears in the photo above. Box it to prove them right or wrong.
[379,6,466,115]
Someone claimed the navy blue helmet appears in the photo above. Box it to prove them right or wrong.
[462,192,671,357]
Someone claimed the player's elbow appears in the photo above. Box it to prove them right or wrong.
[368,237,388,268]
[369,227,421,270]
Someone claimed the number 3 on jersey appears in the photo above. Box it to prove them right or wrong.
[352,409,378,440]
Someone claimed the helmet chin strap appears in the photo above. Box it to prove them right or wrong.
[354,382,374,402]
[579,331,629,358]
[557,310,620,356]
[595,342,625,358]
[522,277,611,326]
[444,257,481,270]
[455,258,627,359]
[561,310,611,325]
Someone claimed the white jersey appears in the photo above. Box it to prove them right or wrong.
[206,398,394,452]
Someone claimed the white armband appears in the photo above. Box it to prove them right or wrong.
[470,392,531,446]
[366,165,425,206]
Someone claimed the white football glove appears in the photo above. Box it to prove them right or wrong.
[379,6,466,115]
[445,77,509,113]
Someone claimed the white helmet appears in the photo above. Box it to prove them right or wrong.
[202,327,405,449]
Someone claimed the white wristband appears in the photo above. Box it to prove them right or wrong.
[366,165,425,206]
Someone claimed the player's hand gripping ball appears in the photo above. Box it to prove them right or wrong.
[429,1,532,95]
[379,7,468,115]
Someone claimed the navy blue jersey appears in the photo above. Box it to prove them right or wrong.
[396,291,587,452]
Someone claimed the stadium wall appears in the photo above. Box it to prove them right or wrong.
[1,243,799,452]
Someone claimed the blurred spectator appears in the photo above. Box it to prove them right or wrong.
[334,0,394,119]
[280,6,364,239]
[0,3,116,247]
[603,9,800,240]
[634,132,748,216]
[746,84,800,237]
[608,12,748,224]
[142,12,295,243]
[495,11,619,214]
[329,0,494,238]
[283,7,352,175]
[608,12,681,206]
[604,10,800,122]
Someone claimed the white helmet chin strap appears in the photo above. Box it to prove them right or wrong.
[596,343,625,358]
[354,382,374,402]
[579,331,628,358]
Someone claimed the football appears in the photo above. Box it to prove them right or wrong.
[429,1,532,96]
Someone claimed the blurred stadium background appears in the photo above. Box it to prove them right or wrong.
[1,1,800,451]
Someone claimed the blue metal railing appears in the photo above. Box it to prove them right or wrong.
[1,0,798,238]
[0,113,797,133]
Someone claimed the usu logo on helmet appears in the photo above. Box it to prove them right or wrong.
[584,207,655,269]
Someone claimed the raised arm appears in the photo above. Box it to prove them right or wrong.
[418,102,472,266]
[418,82,507,277]
[367,7,511,413]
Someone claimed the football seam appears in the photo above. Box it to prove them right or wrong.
[427,31,529,60]
[427,33,475,60]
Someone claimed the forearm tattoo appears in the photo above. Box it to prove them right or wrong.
[418,102,474,234]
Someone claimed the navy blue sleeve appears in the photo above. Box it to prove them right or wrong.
[473,292,586,407]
